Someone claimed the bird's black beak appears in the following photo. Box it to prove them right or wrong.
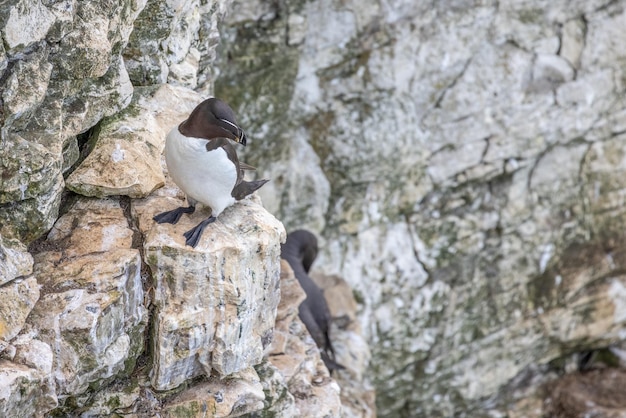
[218,118,247,146]
[239,130,247,147]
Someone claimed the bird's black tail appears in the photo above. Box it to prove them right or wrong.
[231,179,269,200]
[321,350,346,372]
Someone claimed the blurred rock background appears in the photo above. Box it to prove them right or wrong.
[2,0,626,416]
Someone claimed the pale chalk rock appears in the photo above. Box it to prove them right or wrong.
[215,1,626,415]
[311,272,376,418]
[0,0,145,243]
[66,84,203,198]
[252,360,299,417]
[0,332,58,417]
[125,0,230,93]
[261,260,342,418]
[0,276,40,345]
[0,234,34,286]
[0,359,57,417]
[2,0,56,50]
[1,49,52,122]
[560,18,586,68]
[0,170,65,244]
[77,380,143,417]
[27,197,147,398]
[134,179,285,391]
[162,367,265,417]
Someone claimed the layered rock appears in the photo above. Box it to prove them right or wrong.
[66,84,203,198]
[124,0,231,93]
[215,0,626,416]
[0,0,146,244]
[0,197,147,415]
[8,0,626,415]
[0,234,33,286]
[258,260,342,418]
[133,173,285,390]
[1,0,362,417]
[311,272,376,418]
[30,198,147,399]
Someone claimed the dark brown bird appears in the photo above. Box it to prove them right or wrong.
[153,98,268,247]
[281,230,344,371]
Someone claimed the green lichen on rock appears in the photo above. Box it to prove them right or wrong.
[214,5,301,162]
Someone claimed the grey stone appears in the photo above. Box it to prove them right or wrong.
[134,177,285,390]
[28,198,147,398]
[214,1,626,416]
[0,359,57,417]
[66,84,201,198]
[0,276,39,344]
[0,234,33,286]
[124,0,230,93]
[0,0,145,243]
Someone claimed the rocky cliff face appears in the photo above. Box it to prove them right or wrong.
[215,0,626,416]
[3,0,626,416]
[0,1,355,416]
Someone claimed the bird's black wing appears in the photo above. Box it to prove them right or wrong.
[206,138,243,186]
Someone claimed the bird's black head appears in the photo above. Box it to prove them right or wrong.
[282,230,319,273]
[208,98,247,146]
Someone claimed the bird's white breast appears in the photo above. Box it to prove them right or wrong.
[164,128,237,217]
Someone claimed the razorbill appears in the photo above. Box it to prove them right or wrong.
[153,98,268,247]
[281,230,344,371]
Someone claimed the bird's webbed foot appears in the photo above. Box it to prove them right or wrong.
[153,205,195,224]
[183,216,216,247]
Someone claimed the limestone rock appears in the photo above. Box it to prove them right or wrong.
[214,1,626,415]
[0,234,33,286]
[27,197,147,399]
[311,272,376,418]
[2,1,56,50]
[134,180,285,391]
[77,378,144,417]
[162,367,265,417]
[124,0,230,92]
[1,46,52,125]
[66,84,202,198]
[0,170,64,244]
[560,18,586,68]
[0,0,146,243]
[260,260,342,418]
[0,332,58,418]
[0,276,40,345]
[250,360,298,417]
[0,358,57,417]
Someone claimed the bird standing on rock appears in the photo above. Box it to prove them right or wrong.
[281,230,344,371]
[153,98,268,247]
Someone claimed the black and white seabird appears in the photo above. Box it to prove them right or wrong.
[281,230,344,371]
[153,98,268,247]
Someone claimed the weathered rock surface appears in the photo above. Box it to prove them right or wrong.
[133,173,285,391]
[0,233,33,286]
[26,197,147,406]
[0,276,39,346]
[215,0,626,416]
[162,367,265,417]
[124,0,231,93]
[10,0,626,415]
[66,84,202,198]
[312,272,376,418]
[254,260,342,418]
[0,357,57,418]
[0,0,145,243]
[1,1,365,417]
